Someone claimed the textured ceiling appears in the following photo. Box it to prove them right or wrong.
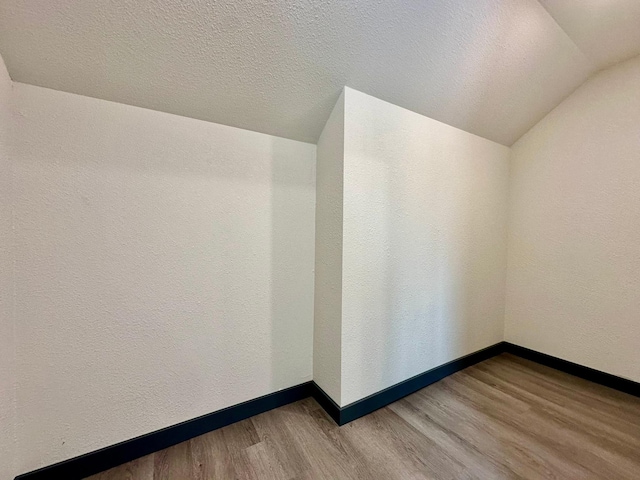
[539,0,640,70]
[0,1,636,145]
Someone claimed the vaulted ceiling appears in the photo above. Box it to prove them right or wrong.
[1,0,639,145]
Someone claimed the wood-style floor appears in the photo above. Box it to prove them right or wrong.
[87,354,640,479]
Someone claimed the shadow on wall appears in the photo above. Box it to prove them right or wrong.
[355,125,480,388]
[269,138,315,391]
[381,136,474,384]
[11,84,317,472]
[342,94,508,404]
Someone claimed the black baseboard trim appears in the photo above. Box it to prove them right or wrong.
[17,341,638,479]
[310,383,342,425]
[311,342,507,426]
[504,342,640,398]
[339,342,506,424]
[15,382,313,480]
[311,342,640,427]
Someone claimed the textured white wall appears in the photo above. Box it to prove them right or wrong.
[341,88,510,406]
[0,52,15,480]
[313,91,344,404]
[11,83,316,474]
[505,55,640,382]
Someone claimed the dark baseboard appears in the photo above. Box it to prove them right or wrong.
[339,342,506,424]
[16,343,507,479]
[17,341,638,479]
[311,342,507,425]
[310,383,342,425]
[504,342,640,398]
[314,342,640,426]
[15,382,313,480]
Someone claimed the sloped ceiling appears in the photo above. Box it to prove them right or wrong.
[539,0,640,70]
[0,1,637,145]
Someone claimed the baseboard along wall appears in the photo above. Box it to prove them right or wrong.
[16,341,639,479]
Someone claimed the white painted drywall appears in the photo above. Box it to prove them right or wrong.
[340,88,510,406]
[0,52,15,480]
[505,54,640,382]
[313,90,345,405]
[11,83,316,474]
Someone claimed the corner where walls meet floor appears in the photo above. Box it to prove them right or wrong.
[14,341,640,480]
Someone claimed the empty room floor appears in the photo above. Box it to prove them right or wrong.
[87,354,640,479]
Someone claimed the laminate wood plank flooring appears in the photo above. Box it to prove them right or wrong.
[87,354,640,479]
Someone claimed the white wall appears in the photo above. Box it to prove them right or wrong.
[505,55,640,382]
[0,53,15,480]
[11,83,316,474]
[6,48,639,476]
[313,91,344,404]
[340,88,510,406]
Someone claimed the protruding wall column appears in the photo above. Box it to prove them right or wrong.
[314,88,510,407]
